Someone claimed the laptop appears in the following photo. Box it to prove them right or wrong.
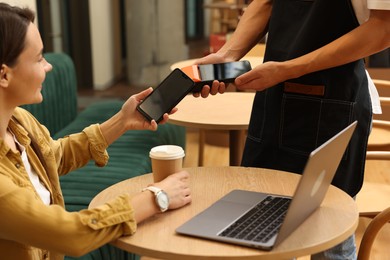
[176,121,357,250]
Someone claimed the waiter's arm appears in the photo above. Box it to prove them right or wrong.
[201,0,272,63]
[293,10,390,77]
[235,10,390,91]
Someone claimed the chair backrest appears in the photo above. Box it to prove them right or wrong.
[356,80,390,259]
[357,206,390,260]
[357,79,390,217]
[22,52,78,135]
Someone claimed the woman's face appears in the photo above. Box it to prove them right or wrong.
[6,22,52,106]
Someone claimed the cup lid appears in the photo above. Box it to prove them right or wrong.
[149,145,185,160]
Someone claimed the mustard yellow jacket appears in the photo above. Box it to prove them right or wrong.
[0,108,136,260]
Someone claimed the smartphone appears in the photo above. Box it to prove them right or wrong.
[136,68,195,123]
[191,60,252,92]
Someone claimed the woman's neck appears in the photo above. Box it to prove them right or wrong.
[3,127,19,153]
[0,102,16,137]
[0,106,15,142]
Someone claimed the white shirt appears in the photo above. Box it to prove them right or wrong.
[352,0,390,114]
[12,134,51,206]
[353,0,390,24]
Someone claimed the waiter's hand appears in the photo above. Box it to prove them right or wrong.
[193,80,227,98]
[235,61,291,92]
[192,53,234,98]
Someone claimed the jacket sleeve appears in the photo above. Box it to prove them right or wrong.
[13,108,109,176]
[0,175,137,256]
[51,124,110,175]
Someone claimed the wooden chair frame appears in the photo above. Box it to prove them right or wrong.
[357,79,390,259]
[357,207,390,260]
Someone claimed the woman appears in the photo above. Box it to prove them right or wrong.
[0,3,191,259]
[195,0,390,259]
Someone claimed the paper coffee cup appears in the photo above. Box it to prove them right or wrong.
[149,145,185,182]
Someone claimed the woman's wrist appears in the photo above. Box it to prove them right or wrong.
[131,190,160,223]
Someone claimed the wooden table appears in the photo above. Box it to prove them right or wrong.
[170,56,262,166]
[169,92,255,166]
[89,167,358,260]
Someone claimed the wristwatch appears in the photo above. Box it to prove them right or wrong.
[142,186,170,212]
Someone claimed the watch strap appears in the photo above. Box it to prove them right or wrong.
[142,186,169,212]
[142,186,161,194]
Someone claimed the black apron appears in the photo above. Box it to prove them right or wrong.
[241,0,372,197]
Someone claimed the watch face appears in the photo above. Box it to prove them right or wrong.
[157,191,169,211]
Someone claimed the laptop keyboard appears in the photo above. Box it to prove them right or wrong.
[218,196,291,243]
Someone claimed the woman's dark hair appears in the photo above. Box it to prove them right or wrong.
[0,3,35,67]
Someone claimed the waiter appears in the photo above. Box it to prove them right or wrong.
[194,0,390,259]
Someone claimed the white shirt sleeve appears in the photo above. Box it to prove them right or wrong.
[353,0,390,24]
[366,70,383,114]
[352,1,389,114]
[368,0,390,10]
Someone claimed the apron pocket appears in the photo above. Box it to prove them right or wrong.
[280,93,354,155]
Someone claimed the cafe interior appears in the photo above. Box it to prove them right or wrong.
[4,0,390,259]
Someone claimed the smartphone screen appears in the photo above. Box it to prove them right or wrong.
[193,60,252,92]
[137,69,195,123]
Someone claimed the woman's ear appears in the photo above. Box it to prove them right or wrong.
[0,64,10,88]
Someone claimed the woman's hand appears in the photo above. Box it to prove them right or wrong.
[121,88,178,131]
[131,170,191,223]
[154,171,192,210]
[100,87,178,146]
